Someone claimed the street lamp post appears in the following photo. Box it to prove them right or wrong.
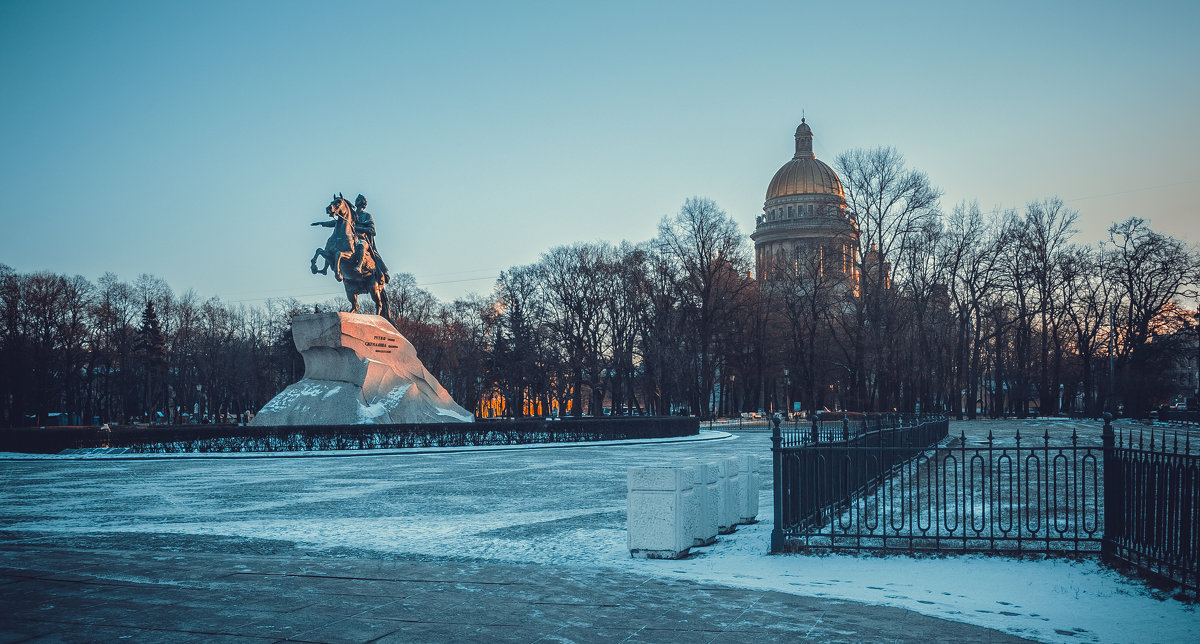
[1108,303,1116,414]
[783,369,790,418]
[730,374,736,418]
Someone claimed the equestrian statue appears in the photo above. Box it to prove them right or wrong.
[310,193,392,317]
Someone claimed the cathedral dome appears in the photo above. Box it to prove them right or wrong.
[765,118,844,200]
[766,157,844,200]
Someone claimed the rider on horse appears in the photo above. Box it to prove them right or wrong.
[310,193,392,317]
[353,194,389,284]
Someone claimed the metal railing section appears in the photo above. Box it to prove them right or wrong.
[1104,419,1199,597]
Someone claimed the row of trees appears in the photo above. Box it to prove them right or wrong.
[0,270,300,426]
[764,191,1199,419]
[3,148,1197,426]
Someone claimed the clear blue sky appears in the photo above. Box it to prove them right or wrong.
[1,1,1196,305]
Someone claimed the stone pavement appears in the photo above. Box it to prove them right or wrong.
[0,546,1032,643]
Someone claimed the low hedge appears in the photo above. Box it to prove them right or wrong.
[0,416,700,454]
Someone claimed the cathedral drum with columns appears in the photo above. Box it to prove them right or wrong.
[751,120,859,286]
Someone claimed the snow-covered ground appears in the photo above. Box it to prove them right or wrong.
[1,419,1194,642]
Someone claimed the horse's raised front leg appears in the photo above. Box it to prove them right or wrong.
[311,249,328,275]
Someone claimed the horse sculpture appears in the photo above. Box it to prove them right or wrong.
[310,194,391,317]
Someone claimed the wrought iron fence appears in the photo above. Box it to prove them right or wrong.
[802,412,926,445]
[770,413,1199,598]
[717,412,923,442]
[1104,421,1199,596]
[773,424,1101,554]
[771,414,950,552]
[710,417,778,432]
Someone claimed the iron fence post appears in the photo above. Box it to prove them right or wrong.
[1101,412,1119,560]
[771,413,785,553]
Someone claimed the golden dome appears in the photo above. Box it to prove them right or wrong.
[765,119,844,200]
[766,157,844,200]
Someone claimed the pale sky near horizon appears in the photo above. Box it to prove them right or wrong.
[1,1,1196,306]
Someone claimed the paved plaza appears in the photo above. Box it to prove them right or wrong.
[0,420,1193,642]
[0,545,1029,642]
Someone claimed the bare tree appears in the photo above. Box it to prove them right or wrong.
[1058,244,1112,414]
[637,243,690,415]
[1015,198,1078,415]
[494,264,548,417]
[1106,217,1200,414]
[656,197,753,418]
[835,147,942,410]
[768,245,843,414]
[535,244,608,416]
[597,242,649,415]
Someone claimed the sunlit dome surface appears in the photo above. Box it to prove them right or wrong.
[765,119,845,200]
[766,157,844,200]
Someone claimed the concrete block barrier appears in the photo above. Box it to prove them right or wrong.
[737,454,760,524]
[627,466,695,559]
[680,464,700,548]
[682,459,718,546]
[717,457,739,534]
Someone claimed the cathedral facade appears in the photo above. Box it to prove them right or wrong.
[751,120,859,287]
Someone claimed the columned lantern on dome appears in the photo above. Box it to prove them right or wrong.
[751,119,859,286]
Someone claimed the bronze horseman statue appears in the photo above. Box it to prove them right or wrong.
[310,193,392,317]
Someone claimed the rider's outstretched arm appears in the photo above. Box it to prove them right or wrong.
[311,221,336,227]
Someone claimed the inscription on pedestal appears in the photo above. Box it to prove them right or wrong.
[366,334,399,354]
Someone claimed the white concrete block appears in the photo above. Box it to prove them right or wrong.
[737,454,760,524]
[627,466,694,559]
[681,459,718,546]
[717,457,739,534]
[680,464,700,548]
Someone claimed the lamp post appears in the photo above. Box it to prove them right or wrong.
[1108,303,1116,414]
[783,369,790,418]
[729,374,736,418]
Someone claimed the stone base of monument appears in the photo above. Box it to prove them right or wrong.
[251,312,473,425]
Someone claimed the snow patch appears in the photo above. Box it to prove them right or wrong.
[435,406,476,422]
[356,383,412,423]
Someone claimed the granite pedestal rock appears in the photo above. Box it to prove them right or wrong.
[251,312,473,425]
